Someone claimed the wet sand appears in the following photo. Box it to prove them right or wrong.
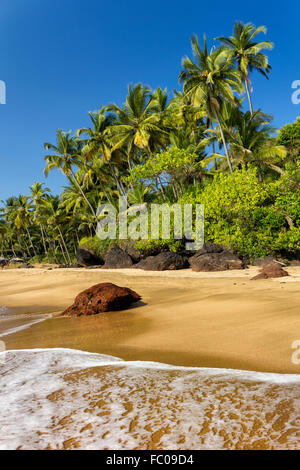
[1,267,300,450]
[1,266,300,373]
[1,348,300,450]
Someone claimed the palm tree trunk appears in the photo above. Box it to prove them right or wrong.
[44,227,59,264]
[216,113,233,173]
[10,242,17,258]
[157,176,167,200]
[57,236,68,264]
[244,78,254,116]
[17,235,30,259]
[40,225,50,263]
[69,169,98,221]
[211,123,218,170]
[266,163,286,176]
[108,162,125,196]
[57,226,72,265]
[26,227,39,261]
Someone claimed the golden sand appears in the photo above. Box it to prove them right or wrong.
[1,266,300,373]
[1,267,300,450]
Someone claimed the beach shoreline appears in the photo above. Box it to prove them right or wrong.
[1,266,300,450]
[1,266,300,373]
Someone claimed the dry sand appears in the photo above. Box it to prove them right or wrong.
[1,266,300,373]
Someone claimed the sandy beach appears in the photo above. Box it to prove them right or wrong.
[1,266,300,450]
[1,266,300,373]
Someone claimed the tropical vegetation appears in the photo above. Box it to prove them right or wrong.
[1,21,299,262]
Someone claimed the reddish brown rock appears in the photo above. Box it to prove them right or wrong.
[251,262,289,280]
[62,282,141,316]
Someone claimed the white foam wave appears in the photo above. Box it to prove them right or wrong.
[0,314,52,338]
[0,348,299,450]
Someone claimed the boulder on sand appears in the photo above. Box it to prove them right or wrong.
[76,248,103,267]
[251,262,289,280]
[102,246,133,269]
[62,282,141,316]
[134,251,189,271]
[189,243,244,271]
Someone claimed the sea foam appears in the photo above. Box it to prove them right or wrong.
[0,348,299,450]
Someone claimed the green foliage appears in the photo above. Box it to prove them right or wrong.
[2,22,300,265]
[277,117,300,157]
[79,236,112,257]
[134,238,184,256]
[180,168,300,258]
[127,147,202,198]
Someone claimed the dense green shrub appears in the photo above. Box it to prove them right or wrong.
[79,236,112,257]
[180,167,300,258]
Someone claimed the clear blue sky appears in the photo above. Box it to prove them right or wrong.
[0,0,299,201]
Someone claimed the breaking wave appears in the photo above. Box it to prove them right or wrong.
[0,348,299,450]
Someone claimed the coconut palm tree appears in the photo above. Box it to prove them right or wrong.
[215,22,273,115]
[77,106,115,162]
[76,109,126,194]
[7,195,40,260]
[179,35,243,173]
[228,110,287,178]
[44,129,97,220]
[42,195,72,264]
[107,83,166,159]
[30,182,51,262]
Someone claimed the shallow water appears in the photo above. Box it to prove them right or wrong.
[0,305,51,338]
[0,348,299,450]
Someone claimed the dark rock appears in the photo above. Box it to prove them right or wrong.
[290,260,300,266]
[62,282,141,316]
[103,246,133,269]
[76,247,104,267]
[134,251,189,271]
[251,262,289,280]
[118,241,141,263]
[195,242,224,255]
[252,256,279,266]
[18,263,34,269]
[189,250,244,272]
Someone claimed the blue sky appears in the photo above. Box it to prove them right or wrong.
[0,0,299,201]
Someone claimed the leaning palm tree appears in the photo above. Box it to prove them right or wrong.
[179,35,243,173]
[215,22,273,115]
[30,182,51,262]
[44,129,97,220]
